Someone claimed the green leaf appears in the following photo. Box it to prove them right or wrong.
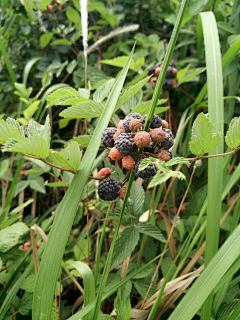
[68,262,95,320]
[167,157,190,166]
[189,112,221,156]
[177,64,191,83]
[27,116,51,143]
[132,101,168,116]
[129,182,145,216]
[97,316,115,320]
[93,79,115,103]
[51,39,71,46]
[46,87,82,108]
[3,136,50,159]
[114,293,131,320]
[135,223,166,242]
[73,239,89,261]
[32,47,134,320]
[111,226,140,270]
[101,56,137,70]
[178,67,206,85]
[59,100,103,119]
[24,100,41,119]
[41,0,51,10]
[20,275,36,293]
[225,117,240,149]
[40,33,54,48]
[19,292,32,315]
[10,199,34,215]
[115,76,150,112]
[0,222,29,252]
[0,119,24,144]
[69,135,91,147]
[48,141,82,171]
[6,118,25,137]
[168,224,240,320]
[46,182,69,187]
[29,177,46,194]
[66,7,81,23]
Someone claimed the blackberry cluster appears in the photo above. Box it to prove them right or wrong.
[148,60,178,90]
[99,112,175,183]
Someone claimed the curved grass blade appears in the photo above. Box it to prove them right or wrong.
[199,12,224,319]
[23,57,41,86]
[167,224,240,320]
[69,262,95,320]
[32,46,135,320]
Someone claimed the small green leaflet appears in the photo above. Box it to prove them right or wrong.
[27,115,51,143]
[225,117,240,150]
[59,100,103,119]
[132,101,168,115]
[46,87,83,108]
[0,222,29,252]
[167,157,190,166]
[70,135,92,147]
[111,226,140,270]
[135,223,166,242]
[93,79,115,103]
[48,141,82,171]
[40,33,54,48]
[0,119,25,144]
[189,112,221,156]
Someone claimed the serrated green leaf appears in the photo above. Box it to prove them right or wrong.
[0,119,25,144]
[40,33,54,48]
[134,277,157,299]
[189,112,221,156]
[101,56,136,70]
[132,101,168,115]
[0,222,29,252]
[114,294,131,320]
[66,7,81,23]
[178,67,206,85]
[3,136,50,159]
[46,87,82,108]
[129,182,145,216]
[6,118,25,137]
[225,117,240,149]
[48,141,82,171]
[59,100,103,119]
[20,275,36,293]
[93,79,115,103]
[27,116,51,143]
[73,239,89,261]
[149,169,185,188]
[135,222,166,242]
[167,157,190,166]
[114,76,150,112]
[19,292,32,315]
[111,226,140,270]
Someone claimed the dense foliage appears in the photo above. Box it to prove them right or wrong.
[0,0,240,319]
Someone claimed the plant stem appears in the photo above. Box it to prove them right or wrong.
[94,203,111,285]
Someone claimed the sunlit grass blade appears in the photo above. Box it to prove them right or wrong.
[69,262,95,320]
[167,224,240,320]
[199,12,224,320]
[0,26,16,84]
[32,46,135,320]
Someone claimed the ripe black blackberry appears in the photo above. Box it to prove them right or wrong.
[98,177,120,201]
[123,113,142,133]
[101,127,117,148]
[142,114,162,129]
[114,133,137,156]
[161,129,174,150]
[135,157,157,179]
[163,78,174,91]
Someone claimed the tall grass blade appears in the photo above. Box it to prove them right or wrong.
[167,224,240,320]
[32,47,135,320]
[199,12,224,319]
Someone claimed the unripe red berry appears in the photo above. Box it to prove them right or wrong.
[134,131,151,148]
[129,119,142,132]
[154,66,161,76]
[23,242,31,252]
[36,242,41,248]
[117,120,124,131]
[98,168,112,179]
[109,147,123,160]
[113,130,122,141]
[172,80,177,87]
[119,187,127,199]
[162,120,169,129]
[122,156,135,170]
[46,5,53,12]
[150,128,166,144]
[158,149,170,162]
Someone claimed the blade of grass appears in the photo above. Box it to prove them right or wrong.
[167,224,240,320]
[143,0,189,131]
[199,12,224,319]
[32,46,135,320]
[67,253,163,320]
[0,26,16,84]
[69,261,95,320]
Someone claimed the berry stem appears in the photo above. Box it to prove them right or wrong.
[187,147,240,162]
